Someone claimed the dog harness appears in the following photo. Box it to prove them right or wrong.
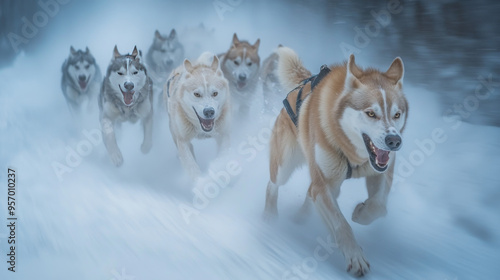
[165,73,180,98]
[282,64,353,179]
[283,64,331,127]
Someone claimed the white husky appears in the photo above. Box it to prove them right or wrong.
[99,46,153,167]
[165,52,231,179]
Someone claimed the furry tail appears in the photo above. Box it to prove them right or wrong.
[196,51,216,66]
[277,47,311,91]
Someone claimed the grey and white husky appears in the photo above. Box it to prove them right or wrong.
[146,29,185,98]
[61,46,101,115]
[98,46,154,167]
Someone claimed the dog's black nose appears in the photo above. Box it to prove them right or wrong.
[78,75,86,81]
[238,73,247,81]
[385,134,402,151]
[124,81,134,91]
[203,107,215,119]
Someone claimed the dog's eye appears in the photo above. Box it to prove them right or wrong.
[75,66,80,70]
[247,62,252,66]
[234,60,240,66]
[212,91,218,97]
[85,65,89,69]
[194,92,201,98]
[160,49,166,53]
[394,112,401,119]
[133,71,138,75]
[117,72,124,76]
[366,111,376,118]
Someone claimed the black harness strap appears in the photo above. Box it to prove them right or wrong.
[346,160,352,179]
[283,98,297,126]
[165,73,179,98]
[283,65,331,127]
[311,64,332,89]
[282,65,353,180]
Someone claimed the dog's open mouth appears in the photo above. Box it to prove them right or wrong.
[362,133,390,172]
[119,84,135,106]
[237,81,246,89]
[193,107,215,132]
[78,75,90,90]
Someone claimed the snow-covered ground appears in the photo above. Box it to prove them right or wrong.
[1,1,499,279]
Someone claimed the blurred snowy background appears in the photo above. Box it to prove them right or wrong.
[0,0,499,279]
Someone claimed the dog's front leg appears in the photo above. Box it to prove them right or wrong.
[141,112,153,154]
[86,86,98,112]
[215,133,230,156]
[352,155,396,225]
[311,168,370,276]
[101,117,123,167]
[65,89,81,118]
[176,138,201,180]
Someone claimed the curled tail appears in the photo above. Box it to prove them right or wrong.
[277,47,311,91]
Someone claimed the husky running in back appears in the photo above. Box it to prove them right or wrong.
[61,46,101,115]
[180,23,216,60]
[219,33,260,117]
[165,52,230,180]
[99,46,153,167]
[260,44,285,113]
[146,29,185,99]
[263,47,408,276]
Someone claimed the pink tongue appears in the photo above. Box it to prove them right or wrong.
[376,149,390,165]
[123,92,134,105]
[79,80,87,89]
[202,119,214,130]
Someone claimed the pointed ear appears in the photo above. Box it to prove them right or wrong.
[113,45,120,59]
[345,54,362,88]
[210,55,220,72]
[169,29,177,39]
[385,57,404,84]
[155,30,162,40]
[85,46,89,54]
[70,46,77,55]
[232,33,240,46]
[253,38,260,50]
[184,59,194,73]
[131,46,138,58]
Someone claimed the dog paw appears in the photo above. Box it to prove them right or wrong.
[345,246,370,277]
[141,140,152,154]
[352,200,387,225]
[110,151,123,167]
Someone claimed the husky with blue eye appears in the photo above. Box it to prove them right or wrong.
[98,46,153,167]
[61,46,102,115]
